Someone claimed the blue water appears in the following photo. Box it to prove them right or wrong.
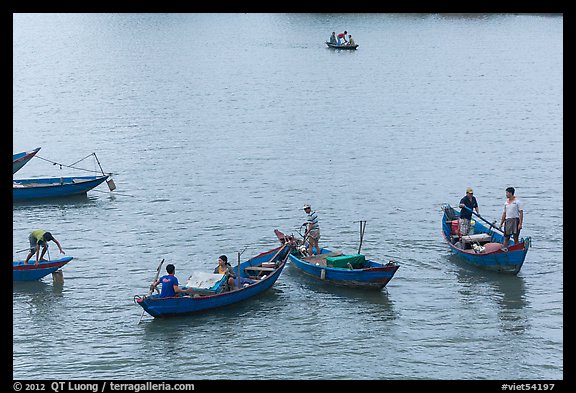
[13,13,563,380]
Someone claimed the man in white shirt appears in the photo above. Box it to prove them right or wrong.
[499,187,523,250]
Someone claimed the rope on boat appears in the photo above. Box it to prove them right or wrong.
[35,153,115,176]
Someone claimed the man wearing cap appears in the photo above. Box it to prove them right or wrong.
[458,188,479,236]
[24,230,65,265]
[303,204,321,256]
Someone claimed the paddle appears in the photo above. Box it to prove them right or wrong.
[461,205,504,235]
[137,258,164,325]
[357,220,367,254]
[267,243,288,264]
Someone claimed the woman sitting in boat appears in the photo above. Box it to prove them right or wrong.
[214,255,254,291]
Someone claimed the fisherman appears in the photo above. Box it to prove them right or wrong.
[337,31,348,45]
[303,204,321,256]
[458,188,479,236]
[499,187,523,250]
[347,34,355,46]
[150,264,192,298]
[24,230,65,265]
[329,31,337,44]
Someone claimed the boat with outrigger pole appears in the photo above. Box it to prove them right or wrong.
[13,152,116,202]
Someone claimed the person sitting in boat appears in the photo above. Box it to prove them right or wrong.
[150,264,191,298]
[458,187,479,236]
[214,255,237,291]
[329,32,337,44]
[347,34,355,46]
[213,255,255,291]
[337,30,348,46]
[24,230,65,266]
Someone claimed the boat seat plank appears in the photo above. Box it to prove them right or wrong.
[461,233,492,243]
[244,266,275,272]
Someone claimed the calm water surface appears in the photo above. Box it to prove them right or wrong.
[12,13,563,380]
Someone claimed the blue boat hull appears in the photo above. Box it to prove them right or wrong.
[13,147,41,174]
[13,257,74,281]
[135,246,288,318]
[325,42,358,50]
[13,175,108,201]
[441,205,530,274]
[288,250,399,289]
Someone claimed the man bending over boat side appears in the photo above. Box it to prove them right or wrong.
[24,230,65,266]
[337,30,348,45]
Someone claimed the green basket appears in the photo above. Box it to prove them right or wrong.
[326,254,365,269]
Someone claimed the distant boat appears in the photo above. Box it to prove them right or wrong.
[134,245,290,318]
[13,147,41,174]
[441,204,531,274]
[325,42,358,50]
[13,257,73,281]
[274,229,399,289]
[13,175,109,202]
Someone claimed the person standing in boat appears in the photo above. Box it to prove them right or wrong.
[499,187,523,250]
[303,204,321,256]
[337,31,348,46]
[150,264,191,298]
[329,32,337,44]
[24,230,65,265]
[458,188,479,236]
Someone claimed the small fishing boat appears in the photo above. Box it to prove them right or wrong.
[325,42,358,50]
[13,147,41,174]
[13,175,109,201]
[134,245,290,318]
[13,257,73,281]
[274,229,399,289]
[441,204,531,274]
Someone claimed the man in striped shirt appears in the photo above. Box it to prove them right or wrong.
[303,204,321,256]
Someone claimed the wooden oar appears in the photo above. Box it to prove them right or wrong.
[357,220,367,254]
[267,243,288,264]
[137,259,164,325]
[461,206,504,235]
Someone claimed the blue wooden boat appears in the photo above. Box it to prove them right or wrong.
[441,204,531,274]
[13,147,41,174]
[325,41,358,50]
[274,229,399,289]
[13,175,109,201]
[13,257,73,281]
[134,245,290,318]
